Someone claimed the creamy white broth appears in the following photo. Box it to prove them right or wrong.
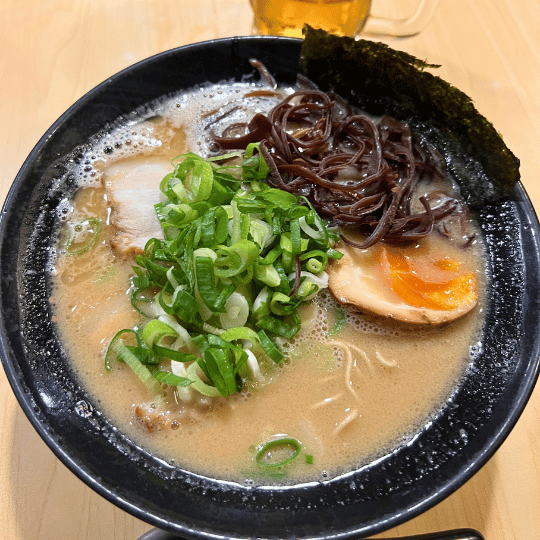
[50,81,486,484]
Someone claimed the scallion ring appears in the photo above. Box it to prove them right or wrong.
[256,437,302,468]
[63,217,101,255]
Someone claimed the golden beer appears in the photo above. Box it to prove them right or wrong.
[250,0,372,38]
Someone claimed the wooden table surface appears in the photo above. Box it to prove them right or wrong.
[1,0,540,538]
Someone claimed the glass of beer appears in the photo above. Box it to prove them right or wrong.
[250,0,440,38]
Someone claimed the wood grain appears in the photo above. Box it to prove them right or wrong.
[1,0,540,538]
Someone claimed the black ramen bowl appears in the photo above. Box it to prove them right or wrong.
[1,36,540,539]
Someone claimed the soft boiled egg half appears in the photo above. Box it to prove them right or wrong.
[327,236,479,325]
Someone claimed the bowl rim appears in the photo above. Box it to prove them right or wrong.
[2,35,540,539]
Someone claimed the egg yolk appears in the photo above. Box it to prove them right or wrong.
[382,247,478,311]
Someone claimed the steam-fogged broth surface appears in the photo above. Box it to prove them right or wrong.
[50,80,486,484]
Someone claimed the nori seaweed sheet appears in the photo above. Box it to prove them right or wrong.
[299,26,520,207]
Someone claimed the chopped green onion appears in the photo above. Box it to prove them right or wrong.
[255,264,281,287]
[220,326,260,346]
[202,347,237,397]
[253,287,271,319]
[256,314,301,339]
[63,217,101,255]
[105,329,140,372]
[152,370,193,387]
[152,345,197,363]
[186,362,222,398]
[109,147,341,399]
[327,247,343,260]
[117,344,163,394]
[141,319,177,349]
[195,256,235,312]
[130,288,157,318]
[256,437,302,467]
[218,292,250,329]
[257,330,285,363]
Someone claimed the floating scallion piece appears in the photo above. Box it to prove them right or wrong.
[63,217,101,255]
[256,437,303,468]
[329,307,347,336]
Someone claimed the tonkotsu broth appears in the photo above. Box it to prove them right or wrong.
[50,80,486,484]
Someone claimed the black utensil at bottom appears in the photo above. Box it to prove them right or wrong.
[137,527,485,540]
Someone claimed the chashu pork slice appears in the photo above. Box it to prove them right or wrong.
[104,156,173,257]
